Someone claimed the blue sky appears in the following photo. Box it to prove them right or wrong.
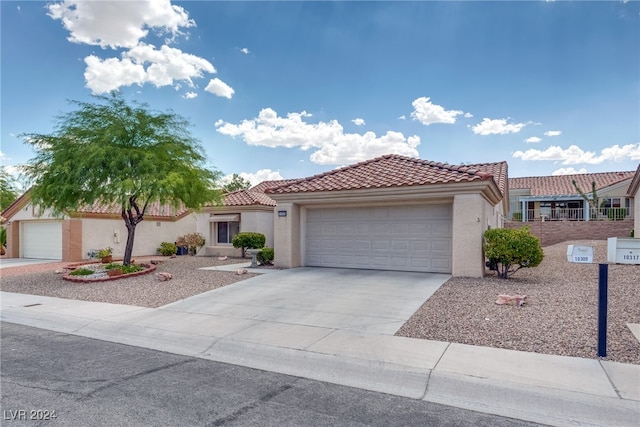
[1,0,639,188]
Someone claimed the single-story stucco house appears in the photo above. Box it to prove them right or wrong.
[202,180,296,257]
[1,191,200,261]
[628,164,640,236]
[1,180,295,262]
[508,171,636,222]
[265,154,508,278]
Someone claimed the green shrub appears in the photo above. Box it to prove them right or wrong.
[607,208,627,221]
[0,226,6,248]
[232,232,266,257]
[483,227,544,279]
[257,247,274,265]
[70,268,94,276]
[104,262,144,274]
[631,228,635,238]
[511,212,522,221]
[120,264,144,274]
[157,241,178,256]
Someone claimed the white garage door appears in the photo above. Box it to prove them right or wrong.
[22,221,63,259]
[306,205,452,273]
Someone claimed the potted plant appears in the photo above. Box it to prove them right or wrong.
[97,247,113,263]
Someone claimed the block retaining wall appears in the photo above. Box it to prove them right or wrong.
[504,219,634,247]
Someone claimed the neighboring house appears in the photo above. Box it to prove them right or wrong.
[1,190,200,261]
[1,181,296,262]
[202,180,296,257]
[628,164,640,236]
[508,171,636,222]
[266,154,508,278]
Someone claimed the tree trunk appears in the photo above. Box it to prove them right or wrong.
[121,196,146,265]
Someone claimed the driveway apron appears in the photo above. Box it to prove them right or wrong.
[157,267,450,340]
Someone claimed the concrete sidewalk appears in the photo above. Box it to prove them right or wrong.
[1,285,639,426]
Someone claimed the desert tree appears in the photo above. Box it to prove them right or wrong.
[0,169,19,211]
[223,173,251,192]
[22,92,222,265]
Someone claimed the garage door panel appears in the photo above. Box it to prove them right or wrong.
[23,221,63,259]
[306,205,452,273]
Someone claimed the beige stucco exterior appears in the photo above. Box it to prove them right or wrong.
[3,199,202,261]
[629,168,640,238]
[271,181,504,277]
[202,206,276,257]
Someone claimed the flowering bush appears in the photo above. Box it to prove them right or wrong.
[176,233,206,255]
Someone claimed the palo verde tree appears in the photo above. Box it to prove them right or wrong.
[0,169,19,211]
[22,92,222,265]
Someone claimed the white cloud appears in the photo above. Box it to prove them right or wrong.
[48,0,194,49]
[49,1,227,97]
[205,78,235,98]
[544,130,562,137]
[552,167,587,176]
[464,112,474,118]
[221,169,284,187]
[398,115,406,120]
[410,97,464,125]
[84,43,217,93]
[183,91,197,99]
[216,108,420,165]
[352,118,365,126]
[512,143,640,165]
[472,118,526,135]
[525,136,542,143]
[240,47,250,55]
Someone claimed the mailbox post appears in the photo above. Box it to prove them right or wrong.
[567,245,609,356]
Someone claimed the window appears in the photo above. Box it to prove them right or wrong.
[217,221,239,244]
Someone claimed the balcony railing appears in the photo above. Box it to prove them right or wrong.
[509,207,632,222]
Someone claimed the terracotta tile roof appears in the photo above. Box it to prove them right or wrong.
[1,189,191,220]
[509,171,636,197]
[223,190,278,207]
[75,200,190,217]
[267,154,508,196]
[222,179,298,207]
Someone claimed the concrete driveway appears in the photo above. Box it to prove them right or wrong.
[160,267,450,336]
[0,258,62,269]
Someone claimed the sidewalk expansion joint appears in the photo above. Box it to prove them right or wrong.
[598,359,623,399]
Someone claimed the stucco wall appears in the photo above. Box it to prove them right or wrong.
[80,215,197,259]
[273,203,301,268]
[452,194,489,277]
[203,211,274,257]
[634,185,639,238]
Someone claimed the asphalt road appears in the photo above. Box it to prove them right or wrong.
[1,322,545,427]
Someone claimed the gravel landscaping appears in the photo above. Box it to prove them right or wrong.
[0,255,258,308]
[1,240,638,365]
[396,240,640,365]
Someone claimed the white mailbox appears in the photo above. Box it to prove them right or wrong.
[607,237,640,265]
[567,245,594,264]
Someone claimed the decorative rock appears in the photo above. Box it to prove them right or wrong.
[54,268,69,274]
[236,269,248,275]
[495,294,527,307]
[218,256,228,261]
[155,272,172,281]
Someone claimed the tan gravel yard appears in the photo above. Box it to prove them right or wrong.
[396,240,640,365]
[0,256,258,309]
[1,240,639,365]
